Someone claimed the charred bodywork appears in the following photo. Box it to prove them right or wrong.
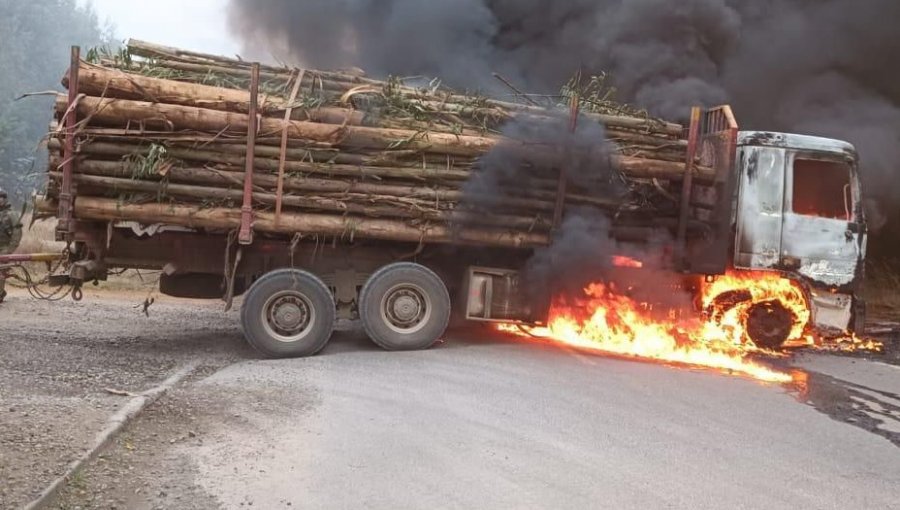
[733,131,867,335]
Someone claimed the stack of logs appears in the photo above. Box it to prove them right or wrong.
[44,40,710,249]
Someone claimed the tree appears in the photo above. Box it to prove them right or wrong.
[0,0,112,205]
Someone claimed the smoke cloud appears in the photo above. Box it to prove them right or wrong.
[463,114,620,205]
[229,0,900,242]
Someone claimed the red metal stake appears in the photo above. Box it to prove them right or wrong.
[676,107,702,269]
[57,46,80,242]
[239,63,260,245]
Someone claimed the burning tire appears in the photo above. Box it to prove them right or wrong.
[359,263,451,351]
[745,300,796,350]
[707,289,753,324]
[240,269,336,358]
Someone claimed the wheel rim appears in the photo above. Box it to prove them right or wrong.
[380,283,432,334]
[261,290,315,343]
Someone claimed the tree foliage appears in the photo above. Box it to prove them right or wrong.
[0,0,112,204]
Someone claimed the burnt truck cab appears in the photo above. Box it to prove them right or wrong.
[465,115,869,344]
[733,131,867,335]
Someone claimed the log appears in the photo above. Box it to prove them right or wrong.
[50,170,554,230]
[53,131,477,169]
[64,140,472,182]
[60,94,500,157]
[127,39,384,85]
[72,62,368,124]
[62,158,623,212]
[122,40,685,136]
[52,135,712,184]
[68,196,551,248]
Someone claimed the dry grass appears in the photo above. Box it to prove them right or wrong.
[16,215,66,254]
[864,261,900,321]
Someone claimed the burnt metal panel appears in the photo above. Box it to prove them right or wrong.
[808,290,854,334]
[734,146,786,270]
[779,151,863,288]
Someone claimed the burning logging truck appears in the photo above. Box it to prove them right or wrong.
[36,41,867,358]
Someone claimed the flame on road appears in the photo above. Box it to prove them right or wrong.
[496,271,830,383]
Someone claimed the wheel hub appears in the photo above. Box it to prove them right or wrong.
[269,295,310,335]
[385,288,427,330]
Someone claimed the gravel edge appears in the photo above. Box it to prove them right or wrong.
[23,363,198,510]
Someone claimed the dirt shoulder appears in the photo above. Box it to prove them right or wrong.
[0,290,250,509]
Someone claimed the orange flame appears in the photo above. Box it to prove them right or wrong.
[612,255,644,268]
[496,271,825,383]
[700,270,811,348]
[815,333,884,353]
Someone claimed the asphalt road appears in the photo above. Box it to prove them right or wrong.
[167,338,900,510]
[1,292,898,509]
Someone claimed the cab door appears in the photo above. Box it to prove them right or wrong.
[734,146,787,270]
[780,153,864,288]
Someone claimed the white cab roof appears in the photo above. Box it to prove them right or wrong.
[737,131,856,158]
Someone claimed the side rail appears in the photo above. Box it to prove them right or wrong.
[679,105,739,275]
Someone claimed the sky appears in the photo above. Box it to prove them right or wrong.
[79,0,241,56]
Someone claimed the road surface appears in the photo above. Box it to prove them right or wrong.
[0,292,898,509]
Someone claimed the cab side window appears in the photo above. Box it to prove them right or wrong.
[792,159,852,220]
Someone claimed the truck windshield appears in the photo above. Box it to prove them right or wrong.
[792,158,853,220]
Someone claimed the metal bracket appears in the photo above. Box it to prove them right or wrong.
[676,107,702,270]
[57,46,80,242]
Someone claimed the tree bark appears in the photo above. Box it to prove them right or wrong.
[72,62,368,123]
[66,195,551,248]
[59,94,501,156]
[50,169,554,230]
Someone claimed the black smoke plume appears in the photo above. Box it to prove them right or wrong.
[463,114,621,207]
[229,0,900,250]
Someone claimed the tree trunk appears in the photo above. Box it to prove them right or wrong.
[67,196,551,248]
[60,94,501,156]
[50,170,554,230]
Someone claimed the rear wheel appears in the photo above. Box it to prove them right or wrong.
[240,269,335,358]
[359,263,451,351]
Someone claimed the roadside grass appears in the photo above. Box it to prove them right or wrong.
[865,261,900,321]
[16,215,65,254]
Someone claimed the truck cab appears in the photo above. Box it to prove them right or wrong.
[733,131,867,334]
[465,119,869,345]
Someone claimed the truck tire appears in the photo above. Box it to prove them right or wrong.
[240,269,336,358]
[359,262,451,351]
